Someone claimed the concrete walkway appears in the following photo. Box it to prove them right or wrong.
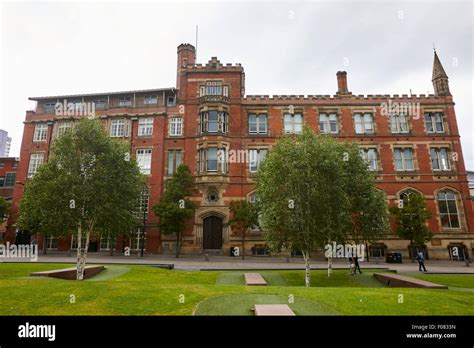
[1,252,473,274]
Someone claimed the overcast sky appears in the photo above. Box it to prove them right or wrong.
[1,0,472,168]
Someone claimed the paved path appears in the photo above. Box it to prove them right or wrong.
[1,253,473,274]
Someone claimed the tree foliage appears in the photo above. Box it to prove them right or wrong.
[0,197,11,222]
[153,164,196,258]
[18,118,144,279]
[389,192,433,255]
[255,126,389,287]
[229,200,259,259]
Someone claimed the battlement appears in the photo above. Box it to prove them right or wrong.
[187,57,244,72]
[242,93,442,102]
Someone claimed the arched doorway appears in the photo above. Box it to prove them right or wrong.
[203,216,223,250]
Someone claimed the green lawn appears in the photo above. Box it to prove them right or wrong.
[0,263,473,316]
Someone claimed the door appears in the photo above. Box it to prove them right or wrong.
[203,216,223,249]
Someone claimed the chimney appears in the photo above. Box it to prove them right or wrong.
[336,71,348,94]
[176,43,196,90]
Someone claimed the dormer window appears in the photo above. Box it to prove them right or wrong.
[118,97,132,107]
[167,96,176,107]
[144,95,157,105]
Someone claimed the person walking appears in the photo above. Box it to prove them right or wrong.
[416,250,427,272]
[353,254,362,274]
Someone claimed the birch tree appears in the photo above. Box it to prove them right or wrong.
[256,127,389,287]
[18,118,144,279]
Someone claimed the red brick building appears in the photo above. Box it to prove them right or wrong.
[0,157,18,242]
[5,44,473,260]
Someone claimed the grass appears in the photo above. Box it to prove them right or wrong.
[404,274,474,288]
[0,263,473,316]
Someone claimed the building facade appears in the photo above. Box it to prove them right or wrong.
[5,44,474,260]
[0,130,12,157]
[1,157,18,243]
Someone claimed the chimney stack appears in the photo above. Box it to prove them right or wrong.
[336,71,349,94]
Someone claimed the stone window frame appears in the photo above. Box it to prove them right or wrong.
[434,187,465,231]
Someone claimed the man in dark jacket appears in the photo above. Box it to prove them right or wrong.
[416,250,427,272]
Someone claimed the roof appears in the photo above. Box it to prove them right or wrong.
[29,87,176,101]
[432,51,449,81]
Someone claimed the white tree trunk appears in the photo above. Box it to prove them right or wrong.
[303,251,311,288]
[76,225,91,281]
[76,224,82,280]
[328,256,333,278]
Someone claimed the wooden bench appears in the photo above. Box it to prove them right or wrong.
[254,304,295,316]
[373,273,448,289]
[30,266,105,280]
[244,273,267,286]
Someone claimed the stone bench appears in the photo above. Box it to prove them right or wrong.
[373,273,448,289]
[254,304,295,316]
[244,273,267,286]
[30,265,105,280]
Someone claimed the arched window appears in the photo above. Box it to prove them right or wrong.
[437,190,460,228]
[399,189,420,202]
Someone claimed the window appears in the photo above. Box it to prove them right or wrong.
[167,96,176,107]
[100,236,111,250]
[118,97,132,107]
[169,118,183,136]
[359,148,378,171]
[394,148,414,171]
[369,245,385,258]
[93,99,107,109]
[437,190,460,228]
[167,150,182,176]
[33,124,48,142]
[144,95,157,105]
[430,148,451,171]
[0,163,3,168]
[135,187,150,218]
[207,190,219,203]
[44,102,56,113]
[46,236,58,250]
[197,147,227,174]
[425,112,444,133]
[3,173,16,187]
[27,154,44,178]
[57,121,73,137]
[199,111,228,134]
[248,113,268,135]
[136,149,152,175]
[71,236,86,250]
[130,229,145,251]
[207,148,218,172]
[0,177,4,187]
[205,81,223,96]
[319,113,338,134]
[138,118,153,136]
[249,193,258,204]
[110,119,126,137]
[12,162,17,168]
[399,189,419,202]
[284,113,303,134]
[354,113,374,134]
[390,114,409,133]
[249,149,268,173]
